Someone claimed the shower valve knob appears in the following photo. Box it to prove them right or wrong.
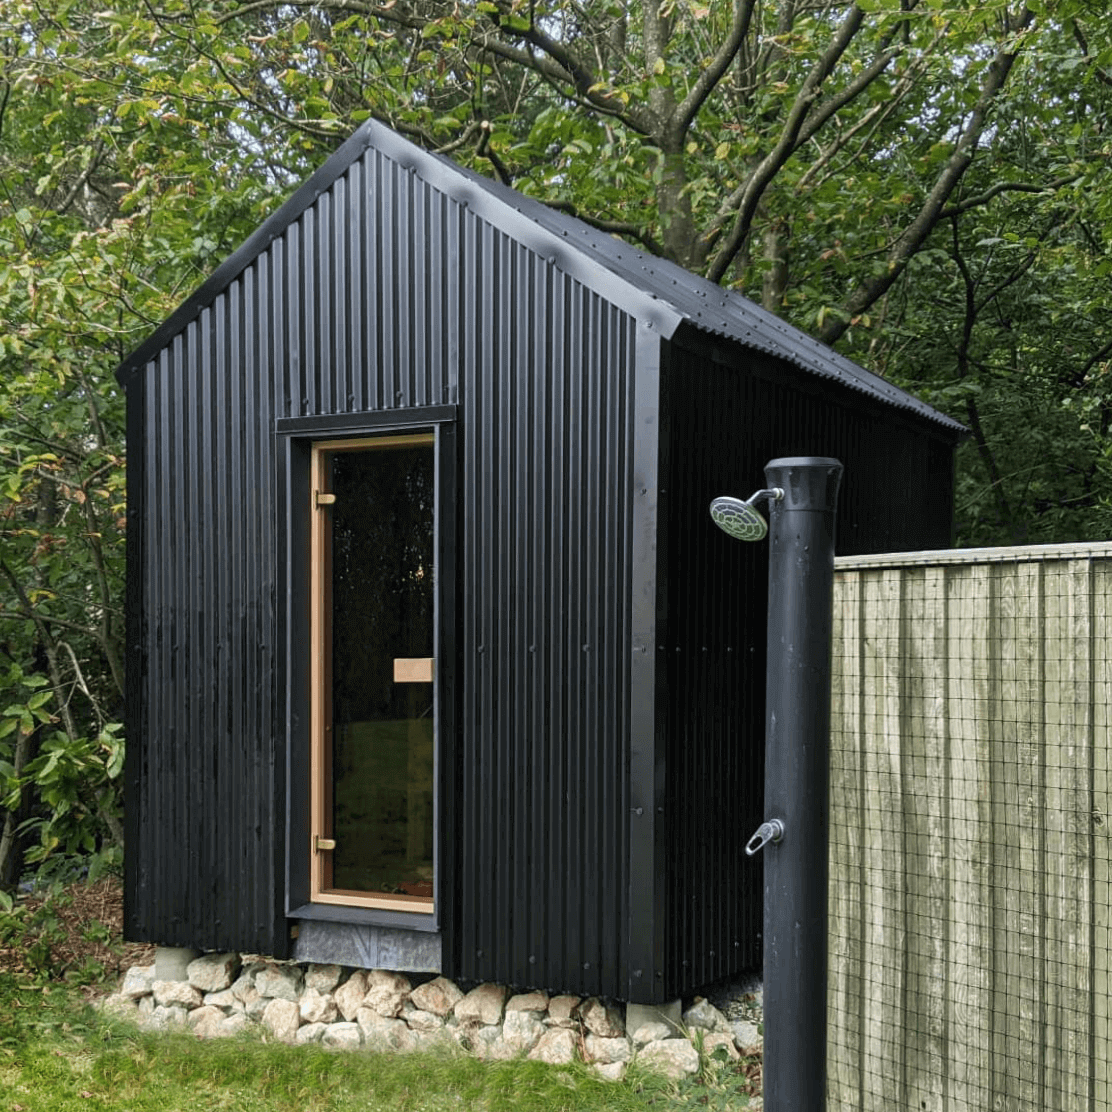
[744,819,785,856]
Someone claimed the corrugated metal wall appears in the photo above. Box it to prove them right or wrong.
[659,340,954,999]
[126,146,637,990]
[127,291,283,954]
[455,247,636,998]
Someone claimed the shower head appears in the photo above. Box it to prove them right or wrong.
[709,488,784,543]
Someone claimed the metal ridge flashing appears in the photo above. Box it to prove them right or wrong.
[113,117,964,439]
[836,540,1112,569]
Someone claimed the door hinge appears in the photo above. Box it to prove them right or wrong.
[314,491,336,508]
[314,835,336,852]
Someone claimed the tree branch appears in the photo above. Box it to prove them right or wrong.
[939,173,1081,218]
[949,218,1019,541]
[819,5,1036,344]
[706,3,868,281]
[672,0,758,141]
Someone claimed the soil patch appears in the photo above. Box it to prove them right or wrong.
[0,877,154,986]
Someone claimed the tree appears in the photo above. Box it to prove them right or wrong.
[0,0,1109,883]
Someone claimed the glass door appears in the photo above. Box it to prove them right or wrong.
[310,433,436,913]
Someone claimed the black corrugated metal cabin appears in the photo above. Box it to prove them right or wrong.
[117,119,964,1005]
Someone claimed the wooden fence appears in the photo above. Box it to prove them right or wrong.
[828,543,1112,1112]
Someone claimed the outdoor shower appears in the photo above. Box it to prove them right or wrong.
[711,457,843,1112]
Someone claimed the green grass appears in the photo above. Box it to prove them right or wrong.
[0,976,761,1112]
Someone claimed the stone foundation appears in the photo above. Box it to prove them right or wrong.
[101,953,763,1081]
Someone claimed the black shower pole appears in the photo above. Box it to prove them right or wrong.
[758,456,843,1112]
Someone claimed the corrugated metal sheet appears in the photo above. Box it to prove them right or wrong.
[126,287,284,954]
[125,139,638,990]
[454,242,637,997]
[122,117,959,996]
[447,168,965,437]
[659,342,955,999]
[116,120,964,440]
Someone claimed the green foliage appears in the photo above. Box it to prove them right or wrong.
[0,980,759,1111]
[0,0,1110,889]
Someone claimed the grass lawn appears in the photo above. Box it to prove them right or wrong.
[0,976,762,1112]
[0,880,761,1110]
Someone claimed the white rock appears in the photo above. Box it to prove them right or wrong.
[585,1035,632,1064]
[255,964,303,1003]
[506,990,549,1014]
[152,980,203,1009]
[305,964,344,994]
[189,1006,231,1038]
[262,997,301,1042]
[631,1021,674,1046]
[137,995,155,1019]
[356,1008,411,1050]
[322,1022,364,1050]
[455,983,507,1026]
[471,1024,513,1060]
[638,1038,700,1079]
[187,953,240,994]
[120,965,155,999]
[527,1027,578,1064]
[299,987,338,1025]
[546,995,581,1027]
[146,1004,190,1030]
[203,988,242,1011]
[682,997,731,1034]
[334,970,369,1020]
[410,976,463,1017]
[188,1004,226,1030]
[219,1013,248,1037]
[701,1031,741,1060]
[732,1019,762,1054]
[244,991,269,1020]
[594,1061,627,1082]
[502,1009,545,1054]
[364,970,411,1018]
[411,1026,454,1051]
[229,971,257,1002]
[296,1022,329,1044]
[579,997,624,1038]
[401,1003,444,1032]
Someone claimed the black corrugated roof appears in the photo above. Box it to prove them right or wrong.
[115,119,965,436]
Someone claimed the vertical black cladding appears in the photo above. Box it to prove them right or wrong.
[125,138,639,983]
[453,238,636,999]
[659,340,954,999]
[122,119,960,993]
[127,276,285,955]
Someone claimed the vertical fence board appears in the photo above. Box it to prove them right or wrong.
[1041,561,1093,1111]
[1094,561,1111,1112]
[860,570,905,1112]
[946,565,994,1110]
[900,567,948,1112]
[829,572,864,1112]
[991,561,1045,1111]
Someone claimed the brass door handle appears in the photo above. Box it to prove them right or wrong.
[314,835,336,852]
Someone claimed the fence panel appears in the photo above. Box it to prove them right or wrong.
[830,544,1112,1112]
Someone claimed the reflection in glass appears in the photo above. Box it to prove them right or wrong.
[327,442,434,900]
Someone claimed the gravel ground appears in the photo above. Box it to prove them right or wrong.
[704,972,764,1026]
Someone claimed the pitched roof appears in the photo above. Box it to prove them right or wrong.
[115,120,965,436]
